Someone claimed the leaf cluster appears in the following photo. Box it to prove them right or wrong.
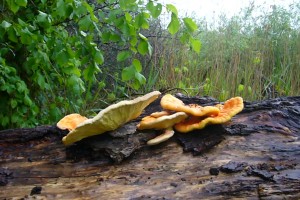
[0,0,200,129]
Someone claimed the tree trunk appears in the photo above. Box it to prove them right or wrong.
[1,95,300,199]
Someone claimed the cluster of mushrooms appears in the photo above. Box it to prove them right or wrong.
[57,91,244,146]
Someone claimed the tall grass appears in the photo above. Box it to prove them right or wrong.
[144,2,300,101]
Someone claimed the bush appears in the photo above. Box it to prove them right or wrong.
[0,0,199,129]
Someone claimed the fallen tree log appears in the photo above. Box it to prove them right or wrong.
[0,94,299,199]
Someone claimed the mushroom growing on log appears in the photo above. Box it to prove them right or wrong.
[57,113,88,131]
[0,95,300,199]
[137,111,188,145]
[175,96,244,132]
[136,94,244,145]
[60,91,161,145]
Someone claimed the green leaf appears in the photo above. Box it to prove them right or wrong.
[117,51,131,62]
[94,50,104,64]
[36,50,50,64]
[167,13,180,35]
[36,71,47,89]
[98,81,106,89]
[180,33,189,44]
[83,1,98,22]
[119,22,130,36]
[125,12,132,22]
[56,0,67,17]
[1,21,12,29]
[147,41,153,56]
[102,32,110,42]
[49,103,61,121]
[11,113,20,123]
[36,11,52,28]
[122,65,135,81]
[147,2,162,18]
[248,86,252,93]
[238,84,244,93]
[119,0,136,9]
[16,81,27,93]
[107,93,116,102]
[1,116,10,127]
[82,1,93,13]
[166,4,178,16]
[11,99,18,109]
[183,17,198,33]
[1,83,15,94]
[74,2,87,17]
[130,37,138,47]
[20,28,35,44]
[138,33,148,41]
[119,0,127,10]
[24,95,32,106]
[83,65,95,81]
[80,31,87,37]
[138,40,148,55]
[134,12,149,29]
[78,15,93,31]
[17,18,26,26]
[7,28,18,42]
[190,38,201,53]
[67,75,85,94]
[6,0,20,13]
[109,33,121,42]
[56,50,69,66]
[62,66,81,76]
[15,0,27,7]
[132,59,142,72]
[135,72,146,85]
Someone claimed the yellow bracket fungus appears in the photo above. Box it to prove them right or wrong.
[57,113,88,131]
[174,97,244,133]
[146,128,175,146]
[138,95,244,145]
[60,91,161,146]
[137,112,188,130]
[160,94,220,117]
[137,111,188,145]
[58,92,244,147]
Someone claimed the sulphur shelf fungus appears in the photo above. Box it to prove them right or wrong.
[138,94,244,145]
[146,127,175,146]
[57,113,88,131]
[160,94,220,117]
[174,96,244,133]
[137,112,188,145]
[57,91,161,146]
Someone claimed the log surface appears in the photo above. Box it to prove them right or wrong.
[0,95,300,199]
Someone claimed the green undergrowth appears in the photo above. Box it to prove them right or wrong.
[0,0,200,129]
[0,1,299,129]
[144,2,300,101]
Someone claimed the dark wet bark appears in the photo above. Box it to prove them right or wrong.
[0,95,299,199]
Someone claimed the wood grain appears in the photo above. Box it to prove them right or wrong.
[1,95,299,199]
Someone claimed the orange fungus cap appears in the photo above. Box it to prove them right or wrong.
[160,94,220,117]
[57,113,88,131]
[174,97,244,133]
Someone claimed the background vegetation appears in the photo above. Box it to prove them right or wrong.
[0,0,199,129]
[146,2,300,101]
[0,0,299,129]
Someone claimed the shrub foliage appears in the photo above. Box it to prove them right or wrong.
[0,0,200,129]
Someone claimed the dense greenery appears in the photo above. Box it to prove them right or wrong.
[1,1,299,130]
[147,2,300,101]
[0,0,199,129]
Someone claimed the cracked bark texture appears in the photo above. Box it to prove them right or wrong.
[0,95,299,199]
